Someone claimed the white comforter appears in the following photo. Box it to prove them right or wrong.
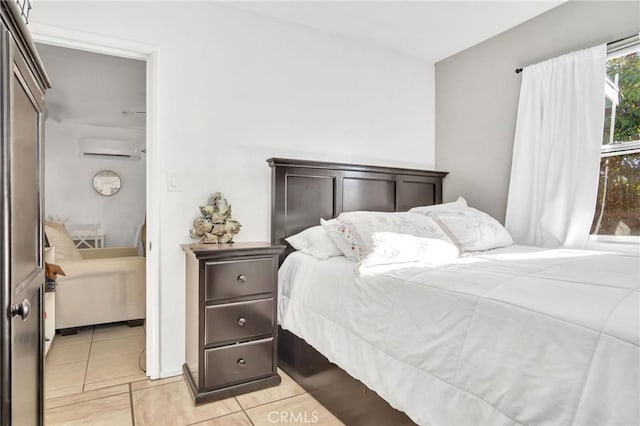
[278,245,640,426]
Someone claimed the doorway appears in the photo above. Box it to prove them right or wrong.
[36,43,149,398]
[28,24,161,386]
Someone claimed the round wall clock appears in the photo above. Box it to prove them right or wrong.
[92,170,122,196]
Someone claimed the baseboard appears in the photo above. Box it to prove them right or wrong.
[159,369,183,379]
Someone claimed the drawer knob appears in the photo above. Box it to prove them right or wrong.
[237,275,246,284]
[237,358,246,368]
[237,317,247,327]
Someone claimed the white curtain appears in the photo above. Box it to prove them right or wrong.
[505,45,607,248]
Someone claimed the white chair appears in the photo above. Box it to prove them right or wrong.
[65,223,105,248]
[132,223,145,256]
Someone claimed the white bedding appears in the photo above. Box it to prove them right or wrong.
[278,246,640,426]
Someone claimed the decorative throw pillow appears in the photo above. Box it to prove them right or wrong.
[408,196,468,215]
[333,211,454,261]
[285,225,343,260]
[44,221,82,261]
[321,218,358,261]
[428,208,514,252]
[360,232,459,268]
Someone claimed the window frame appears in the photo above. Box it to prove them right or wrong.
[600,141,640,157]
[588,35,640,249]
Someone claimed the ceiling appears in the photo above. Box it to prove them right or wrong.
[229,1,565,62]
[34,2,563,130]
[36,43,146,129]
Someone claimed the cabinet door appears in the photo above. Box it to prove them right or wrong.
[3,30,46,426]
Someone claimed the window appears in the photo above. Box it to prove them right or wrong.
[590,41,640,239]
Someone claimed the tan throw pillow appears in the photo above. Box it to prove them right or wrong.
[44,222,82,261]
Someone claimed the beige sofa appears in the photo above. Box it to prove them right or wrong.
[44,222,145,331]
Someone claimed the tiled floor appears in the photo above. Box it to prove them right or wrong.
[46,323,147,399]
[45,323,343,425]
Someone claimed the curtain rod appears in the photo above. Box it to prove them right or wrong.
[515,33,639,74]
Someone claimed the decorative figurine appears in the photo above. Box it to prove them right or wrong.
[189,192,242,244]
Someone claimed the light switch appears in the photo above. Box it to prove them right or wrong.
[167,172,182,192]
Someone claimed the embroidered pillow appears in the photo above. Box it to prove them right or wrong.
[321,218,358,261]
[428,208,513,252]
[360,232,459,268]
[285,225,343,260]
[333,211,454,261]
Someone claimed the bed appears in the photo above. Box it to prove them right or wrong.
[268,158,639,426]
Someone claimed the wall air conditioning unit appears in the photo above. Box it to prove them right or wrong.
[78,138,143,161]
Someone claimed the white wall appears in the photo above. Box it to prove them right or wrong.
[45,121,146,247]
[435,1,640,222]
[31,2,436,376]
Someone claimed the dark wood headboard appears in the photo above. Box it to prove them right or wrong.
[268,158,448,256]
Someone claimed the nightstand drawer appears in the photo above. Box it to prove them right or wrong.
[204,338,273,390]
[204,298,273,345]
[205,258,275,301]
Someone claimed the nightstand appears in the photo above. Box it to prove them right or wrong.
[181,242,285,403]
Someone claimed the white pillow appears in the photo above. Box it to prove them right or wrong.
[409,196,468,215]
[429,208,513,252]
[321,218,358,261]
[285,225,342,260]
[333,211,454,261]
[360,232,459,268]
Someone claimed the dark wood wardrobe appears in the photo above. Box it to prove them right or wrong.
[0,2,50,425]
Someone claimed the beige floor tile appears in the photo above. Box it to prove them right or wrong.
[83,373,148,391]
[47,384,129,409]
[190,411,252,426]
[132,380,241,426]
[52,328,93,346]
[46,384,85,399]
[236,369,305,409]
[45,393,132,426]
[85,351,145,384]
[90,334,145,360]
[246,393,344,426]
[93,323,144,342]
[130,374,184,391]
[46,341,91,366]
[46,360,87,393]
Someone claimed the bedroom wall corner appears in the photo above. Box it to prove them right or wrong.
[434,0,640,223]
